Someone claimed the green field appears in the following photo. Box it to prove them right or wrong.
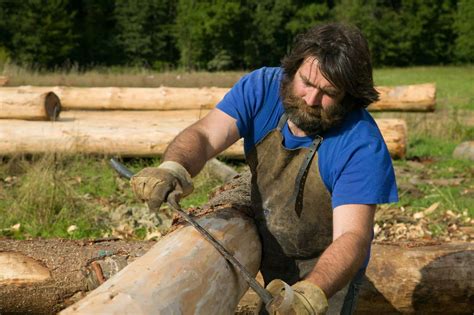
[0,66,472,241]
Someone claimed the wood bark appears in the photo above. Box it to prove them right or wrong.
[2,84,435,112]
[0,91,61,120]
[0,110,407,158]
[355,242,474,314]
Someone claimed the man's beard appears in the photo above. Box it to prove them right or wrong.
[280,77,352,135]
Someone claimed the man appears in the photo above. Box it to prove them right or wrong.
[131,23,397,314]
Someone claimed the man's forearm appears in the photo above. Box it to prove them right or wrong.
[305,231,370,298]
[163,126,211,177]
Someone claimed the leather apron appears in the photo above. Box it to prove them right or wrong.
[246,113,333,286]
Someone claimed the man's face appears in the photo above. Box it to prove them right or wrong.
[281,57,351,135]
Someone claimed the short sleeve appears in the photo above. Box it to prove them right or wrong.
[330,136,398,208]
[216,69,267,139]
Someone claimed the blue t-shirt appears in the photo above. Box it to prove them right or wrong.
[217,67,398,208]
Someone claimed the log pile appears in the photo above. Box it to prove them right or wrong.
[0,110,407,159]
[0,82,436,157]
[1,84,435,111]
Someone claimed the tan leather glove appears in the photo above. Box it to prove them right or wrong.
[267,279,328,315]
[130,161,193,211]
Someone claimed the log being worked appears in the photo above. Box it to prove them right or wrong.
[0,110,407,158]
[2,84,435,112]
[0,91,61,120]
[0,239,472,314]
[60,207,261,315]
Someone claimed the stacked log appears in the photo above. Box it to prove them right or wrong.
[0,91,61,120]
[0,76,8,86]
[0,83,437,157]
[0,110,407,158]
[369,83,436,112]
[1,83,435,112]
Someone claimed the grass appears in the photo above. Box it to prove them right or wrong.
[0,65,472,240]
[1,63,246,88]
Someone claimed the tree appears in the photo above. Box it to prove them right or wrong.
[242,0,297,69]
[69,0,121,66]
[453,0,474,62]
[115,0,177,68]
[285,2,332,38]
[9,0,77,68]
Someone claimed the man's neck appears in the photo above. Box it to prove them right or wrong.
[287,119,308,137]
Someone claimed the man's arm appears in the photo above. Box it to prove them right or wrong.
[305,204,375,298]
[163,108,241,177]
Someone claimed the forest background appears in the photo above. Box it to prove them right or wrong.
[0,0,472,241]
[0,0,473,72]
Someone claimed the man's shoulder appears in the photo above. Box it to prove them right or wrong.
[241,67,283,88]
[323,109,382,149]
[319,108,389,171]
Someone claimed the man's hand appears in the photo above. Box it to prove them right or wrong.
[267,279,328,315]
[130,161,193,211]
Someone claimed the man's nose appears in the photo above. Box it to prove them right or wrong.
[303,88,321,106]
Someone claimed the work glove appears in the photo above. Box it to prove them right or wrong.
[130,161,193,211]
[266,279,328,315]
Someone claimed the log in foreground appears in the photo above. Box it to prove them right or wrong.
[0,239,471,314]
[0,91,61,120]
[60,207,261,314]
[0,110,407,158]
[356,242,473,314]
[0,238,155,314]
[2,84,435,112]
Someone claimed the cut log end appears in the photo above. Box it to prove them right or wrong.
[0,252,51,285]
[44,92,61,121]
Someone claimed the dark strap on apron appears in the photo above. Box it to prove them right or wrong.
[292,135,323,216]
[277,113,324,216]
[277,113,288,130]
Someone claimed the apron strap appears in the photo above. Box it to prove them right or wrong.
[277,113,288,130]
[291,135,323,217]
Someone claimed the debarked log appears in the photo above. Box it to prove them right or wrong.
[0,90,61,120]
[0,110,407,159]
[1,84,435,112]
[60,207,261,314]
[369,83,436,112]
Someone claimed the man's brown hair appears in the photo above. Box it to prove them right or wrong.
[281,23,379,108]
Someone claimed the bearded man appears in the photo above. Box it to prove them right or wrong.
[131,23,398,314]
